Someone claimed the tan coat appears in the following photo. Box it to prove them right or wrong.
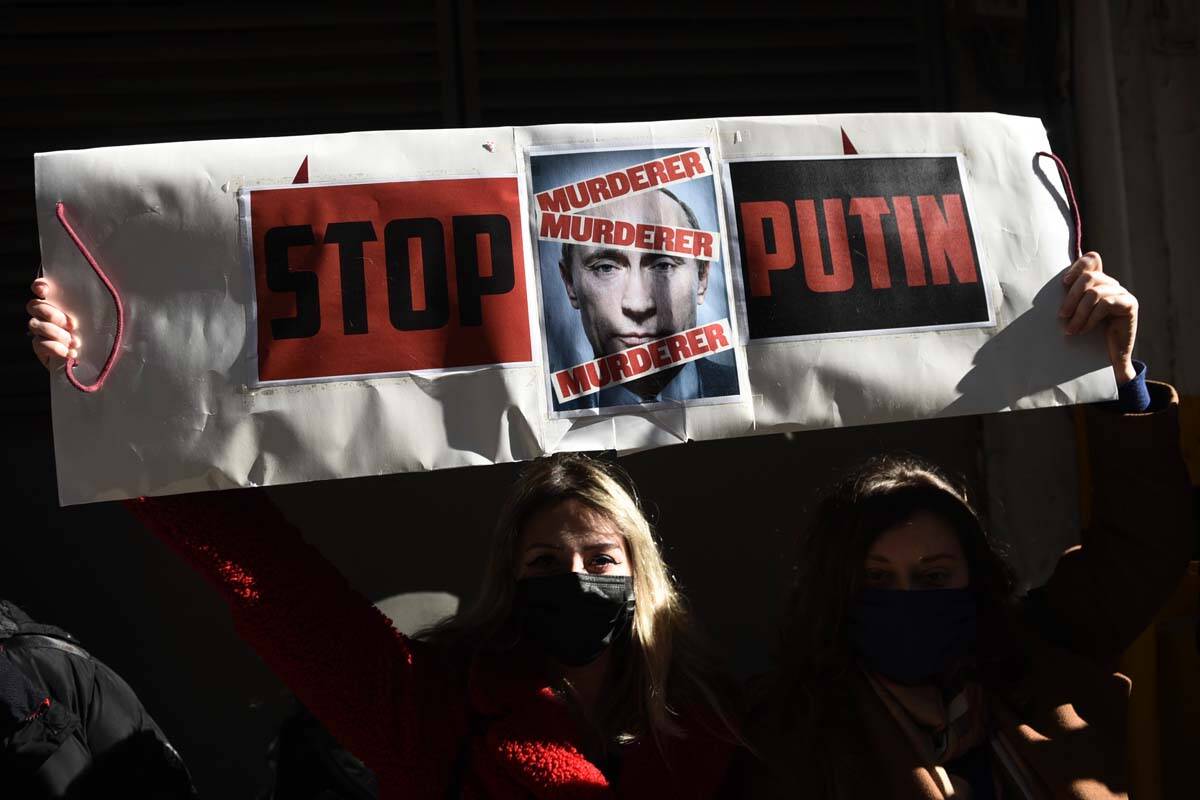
[739,382,1195,799]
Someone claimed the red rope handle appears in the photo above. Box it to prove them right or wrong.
[1035,151,1082,262]
[55,202,125,393]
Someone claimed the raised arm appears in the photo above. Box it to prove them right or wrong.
[30,279,464,791]
[1030,382,1193,661]
[1027,254,1195,661]
[123,490,465,790]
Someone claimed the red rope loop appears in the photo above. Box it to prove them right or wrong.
[1035,151,1082,262]
[55,202,125,393]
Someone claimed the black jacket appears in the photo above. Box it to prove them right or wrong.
[0,599,196,799]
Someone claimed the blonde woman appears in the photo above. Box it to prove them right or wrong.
[28,279,740,799]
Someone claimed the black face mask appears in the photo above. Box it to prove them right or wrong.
[847,588,978,685]
[513,573,635,667]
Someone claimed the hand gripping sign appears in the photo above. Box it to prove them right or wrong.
[35,115,1115,504]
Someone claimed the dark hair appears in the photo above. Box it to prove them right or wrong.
[780,454,1014,681]
[558,187,702,269]
[755,454,1019,796]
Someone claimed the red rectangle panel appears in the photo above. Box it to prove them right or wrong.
[248,177,530,382]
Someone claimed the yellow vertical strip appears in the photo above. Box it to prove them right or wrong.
[1120,616,1163,799]
[1161,397,1200,796]
[1178,396,1200,484]
[1157,562,1200,797]
[1075,406,1165,798]
[1071,407,1091,527]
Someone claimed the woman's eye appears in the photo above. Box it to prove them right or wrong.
[922,571,950,587]
[863,569,892,586]
[587,554,617,570]
[527,554,557,568]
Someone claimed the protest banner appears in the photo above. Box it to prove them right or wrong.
[35,114,1116,504]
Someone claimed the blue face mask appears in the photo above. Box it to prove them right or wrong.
[847,588,978,685]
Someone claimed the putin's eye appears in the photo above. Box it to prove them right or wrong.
[584,259,624,275]
[647,258,681,273]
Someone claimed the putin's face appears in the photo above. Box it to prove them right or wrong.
[559,190,710,359]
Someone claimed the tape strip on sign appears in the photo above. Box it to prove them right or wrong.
[538,211,719,261]
[534,147,713,216]
[551,318,734,403]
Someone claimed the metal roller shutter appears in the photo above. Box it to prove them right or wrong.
[2,1,455,414]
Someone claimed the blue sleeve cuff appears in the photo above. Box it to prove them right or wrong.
[1115,360,1151,413]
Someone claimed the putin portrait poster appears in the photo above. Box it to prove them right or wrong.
[526,144,745,417]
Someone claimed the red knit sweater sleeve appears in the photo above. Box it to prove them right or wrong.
[123,491,465,796]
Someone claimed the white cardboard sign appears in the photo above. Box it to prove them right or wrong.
[35,113,1114,505]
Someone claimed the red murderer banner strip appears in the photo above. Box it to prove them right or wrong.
[538,211,718,261]
[534,148,713,215]
[552,319,733,403]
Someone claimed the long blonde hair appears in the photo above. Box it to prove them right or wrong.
[420,453,737,744]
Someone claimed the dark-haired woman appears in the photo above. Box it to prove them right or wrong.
[742,252,1193,799]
